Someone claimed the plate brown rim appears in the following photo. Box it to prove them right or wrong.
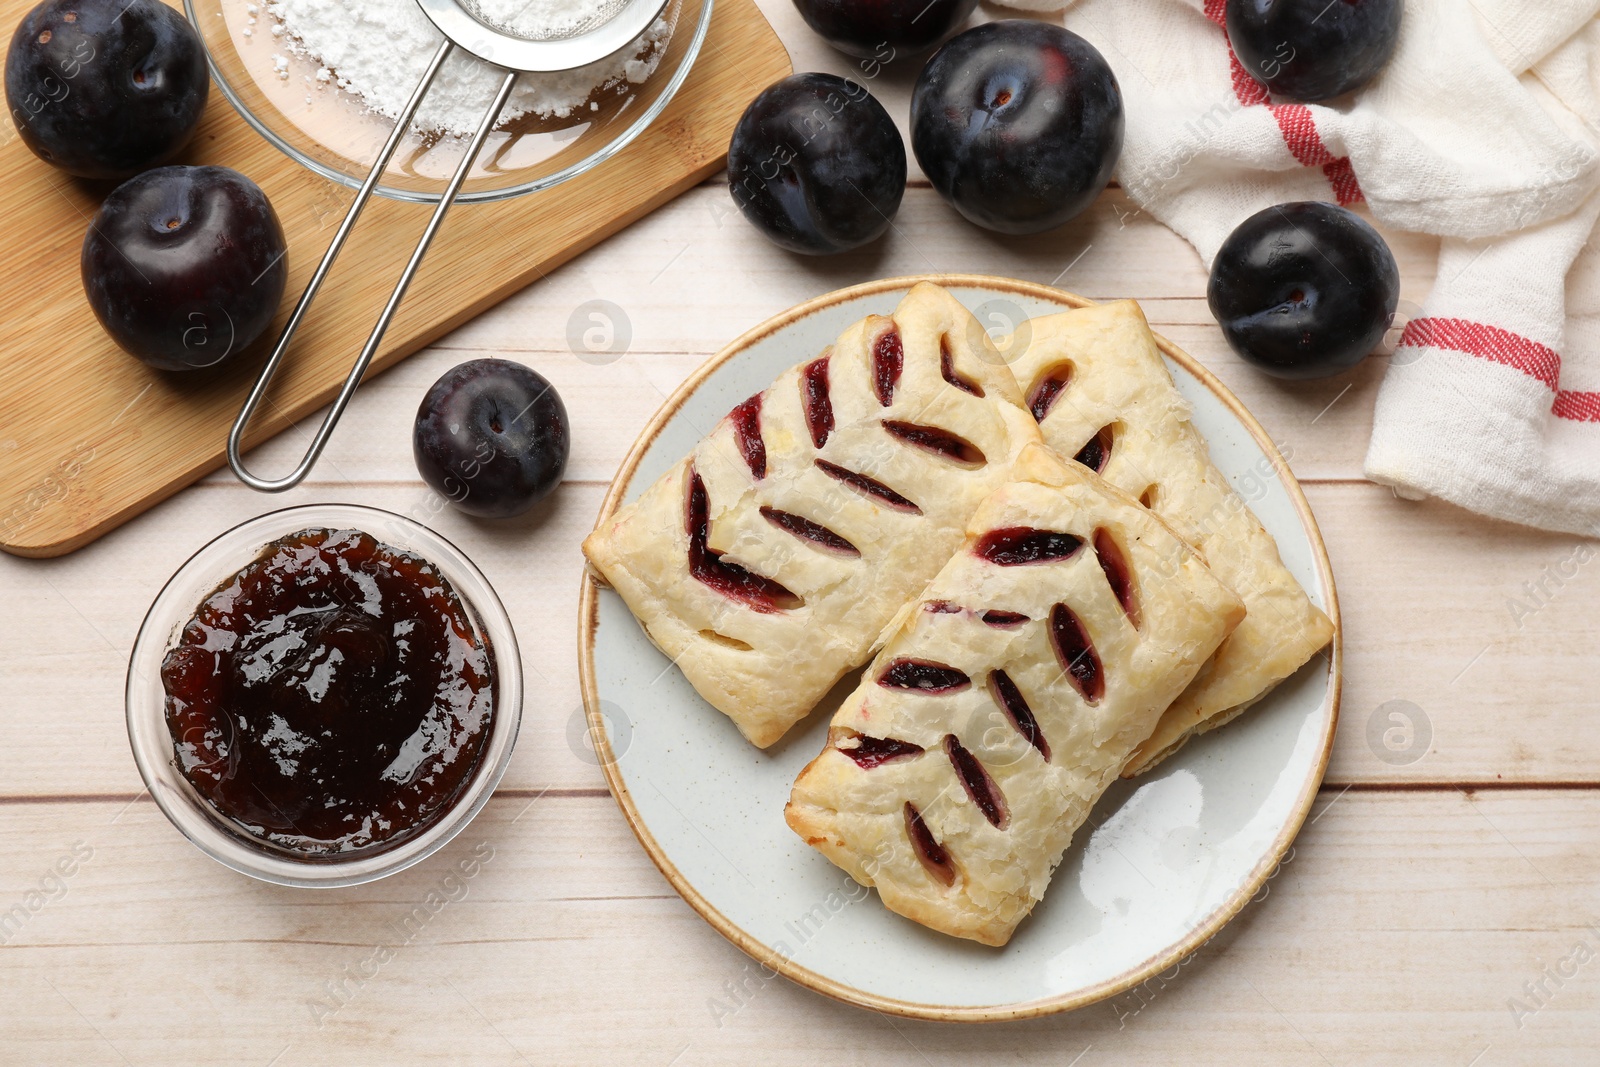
[574,273,1343,1023]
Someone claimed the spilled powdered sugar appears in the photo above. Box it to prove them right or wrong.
[267,0,668,136]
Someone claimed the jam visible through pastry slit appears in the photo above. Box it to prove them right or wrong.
[1093,528,1141,628]
[989,670,1050,761]
[924,601,1029,627]
[1050,603,1104,703]
[945,734,1008,828]
[836,731,924,769]
[882,421,986,467]
[980,610,1029,627]
[760,507,859,557]
[973,526,1084,566]
[1073,424,1116,473]
[728,394,766,480]
[815,459,922,514]
[904,802,956,887]
[801,355,833,449]
[877,658,971,693]
[685,471,802,613]
[873,327,903,407]
[1026,363,1072,422]
[939,335,984,396]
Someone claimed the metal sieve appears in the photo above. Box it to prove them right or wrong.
[227,0,672,492]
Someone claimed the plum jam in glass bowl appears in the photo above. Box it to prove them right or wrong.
[127,504,521,887]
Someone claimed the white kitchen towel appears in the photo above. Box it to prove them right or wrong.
[1001,0,1600,536]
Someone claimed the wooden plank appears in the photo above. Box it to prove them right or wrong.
[0,0,792,558]
[1,477,1596,797]
[0,790,1596,1062]
[1321,487,1600,784]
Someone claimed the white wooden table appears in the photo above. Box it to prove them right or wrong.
[3,4,1598,1063]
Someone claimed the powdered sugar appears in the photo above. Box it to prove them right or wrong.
[467,0,630,40]
[267,0,668,136]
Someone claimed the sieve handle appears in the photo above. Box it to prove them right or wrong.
[227,43,518,493]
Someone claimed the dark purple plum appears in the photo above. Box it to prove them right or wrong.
[727,73,906,256]
[413,359,570,518]
[1226,0,1402,103]
[5,0,209,179]
[789,0,978,61]
[1207,201,1399,380]
[911,21,1123,235]
[81,165,287,372]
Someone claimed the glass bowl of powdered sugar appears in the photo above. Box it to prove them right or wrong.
[186,0,711,202]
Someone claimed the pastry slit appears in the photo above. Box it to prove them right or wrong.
[877,658,971,693]
[1073,423,1116,473]
[882,420,986,467]
[727,394,766,480]
[988,669,1051,761]
[1093,528,1141,629]
[973,526,1084,566]
[940,334,985,397]
[800,355,834,449]
[697,629,754,651]
[815,459,923,514]
[945,734,1009,829]
[872,326,903,407]
[1026,362,1073,422]
[836,730,925,769]
[759,507,860,557]
[904,802,956,887]
[685,470,803,613]
[1049,602,1104,704]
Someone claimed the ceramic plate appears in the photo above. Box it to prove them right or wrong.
[577,275,1341,1021]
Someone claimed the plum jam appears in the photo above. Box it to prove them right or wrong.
[160,528,495,856]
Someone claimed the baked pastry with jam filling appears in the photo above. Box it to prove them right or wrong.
[786,444,1245,945]
[1007,301,1334,775]
[583,283,1041,747]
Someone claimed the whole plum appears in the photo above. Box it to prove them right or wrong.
[911,21,1123,235]
[5,0,209,179]
[81,166,288,371]
[1226,0,1402,102]
[413,359,570,519]
[1207,201,1399,379]
[728,73,906,255]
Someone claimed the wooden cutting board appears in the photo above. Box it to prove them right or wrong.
[0,0,790,558]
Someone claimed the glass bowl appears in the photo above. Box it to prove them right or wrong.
[126,503,523,887]
[184,0,713,203]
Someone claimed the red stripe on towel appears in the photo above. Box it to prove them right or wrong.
[1319,157,1364,206]
[1398,318,1560,389]
[1270,103,1333,165]
[1397,317,1600,423]
[1203,0,1364,204]
[1228,50,1270,107]
[1552,392,1600,422]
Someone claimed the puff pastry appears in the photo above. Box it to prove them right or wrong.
[1004,301,1333,775]
[785,443,1246,946]
[583,283,1041,747]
